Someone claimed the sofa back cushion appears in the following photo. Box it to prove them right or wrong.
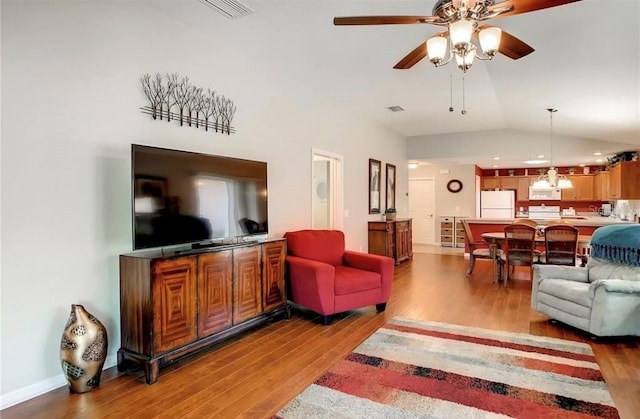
[284,230,345,266]
[587,257,640,282]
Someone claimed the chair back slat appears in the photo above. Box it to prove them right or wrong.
[544,224,579,266]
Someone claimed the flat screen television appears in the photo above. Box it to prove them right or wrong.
[131,144,268,250]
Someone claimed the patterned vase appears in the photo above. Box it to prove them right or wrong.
[60,304,108,393]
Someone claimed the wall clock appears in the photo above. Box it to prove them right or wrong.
[447,179,463,193]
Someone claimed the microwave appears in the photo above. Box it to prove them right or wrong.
[529,186,561,200]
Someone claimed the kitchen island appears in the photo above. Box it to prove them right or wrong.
[463,216,637,253]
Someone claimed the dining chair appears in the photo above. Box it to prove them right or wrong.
[461,220,503,278]
[502,224,537,283]
[513,218,538,228]
[540,224,579,266]
[513,218,543,261]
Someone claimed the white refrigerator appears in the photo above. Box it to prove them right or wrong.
[480,190,515,218]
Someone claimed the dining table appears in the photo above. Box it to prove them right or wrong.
[480,232,593,283]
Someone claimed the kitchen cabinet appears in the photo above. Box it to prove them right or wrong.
[482,177,501,190]
[561,175,594,201]
[482,176,519,190]
[594,171,610,201]
[609,161,640,199]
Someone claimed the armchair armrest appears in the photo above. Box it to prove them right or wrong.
[286,255,335,314]
[533,265,589,286]
[343,251,395,300]
[589,279,640,297]
[343,251,392,273]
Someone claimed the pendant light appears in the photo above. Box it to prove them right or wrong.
[532,108,573,189]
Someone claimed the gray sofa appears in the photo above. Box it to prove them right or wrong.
[531,224,640,337]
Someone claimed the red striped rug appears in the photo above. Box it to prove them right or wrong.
[275,317,619,418]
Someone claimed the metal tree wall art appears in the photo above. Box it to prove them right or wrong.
[140,72,236,135]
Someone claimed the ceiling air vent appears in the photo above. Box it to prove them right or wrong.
[199,0,254,19]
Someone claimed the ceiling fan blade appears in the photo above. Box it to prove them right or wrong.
[490,0,581,18]
[333,16,439,26]
[393,42,427,69]
[495,28,535,59]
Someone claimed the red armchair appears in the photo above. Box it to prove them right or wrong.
[283,230,395,325]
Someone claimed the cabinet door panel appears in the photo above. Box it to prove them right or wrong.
[198,251,233,338]
[152,258,197,354]
[262,241,286,312]
[483,178,500,190]
[500,177,518,190]
[576,176,594,200]
[233,246,262,324]
[517,177,532,202]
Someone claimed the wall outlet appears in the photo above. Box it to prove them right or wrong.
[455,206,460,212]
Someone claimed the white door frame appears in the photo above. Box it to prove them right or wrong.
[311,149,344,231]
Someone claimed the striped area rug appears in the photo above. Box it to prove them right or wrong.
[275,317,619,418]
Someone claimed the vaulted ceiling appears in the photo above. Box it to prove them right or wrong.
[159,0,639,168]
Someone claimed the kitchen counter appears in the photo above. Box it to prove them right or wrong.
[465,217,636,227]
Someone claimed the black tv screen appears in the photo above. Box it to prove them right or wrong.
[131,144,268,250]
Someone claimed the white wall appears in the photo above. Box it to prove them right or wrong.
[409,163,476,219]
[0,1,407,406]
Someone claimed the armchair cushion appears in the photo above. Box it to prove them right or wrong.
[334,266,380,295]
[285,229,345,266]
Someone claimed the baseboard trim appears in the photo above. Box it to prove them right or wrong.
[0,355,117,410]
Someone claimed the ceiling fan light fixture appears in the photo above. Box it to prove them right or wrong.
[427,36,448,63]
[452,0,478,9]
[449,19,474,51]
[479,26,501,56]
[456,48,475,72]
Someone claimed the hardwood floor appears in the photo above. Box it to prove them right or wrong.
[3,252,639,418]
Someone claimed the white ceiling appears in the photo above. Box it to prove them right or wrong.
[161,0,639,168]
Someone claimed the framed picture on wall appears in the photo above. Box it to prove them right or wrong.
[369,159,381,214]
[385,163,396,211]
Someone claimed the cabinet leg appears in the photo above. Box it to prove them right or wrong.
[283,304,292,319]
[376,303,387,312]
[320,315,332,326]
[144,360,159,384]
[117,350,126,372]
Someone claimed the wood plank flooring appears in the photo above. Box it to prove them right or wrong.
[3,252,639,418]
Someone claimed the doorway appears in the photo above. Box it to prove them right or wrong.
[408,178,436,244]
[312,150,343,230]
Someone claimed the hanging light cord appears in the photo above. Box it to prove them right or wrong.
[449,74,454,112]
[461,76,467,115]
[547,108,557,166]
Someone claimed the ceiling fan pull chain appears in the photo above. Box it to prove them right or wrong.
[449,73,454,112]
[461,76,467,115]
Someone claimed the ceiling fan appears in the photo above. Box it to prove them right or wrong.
[333,0,582,72]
